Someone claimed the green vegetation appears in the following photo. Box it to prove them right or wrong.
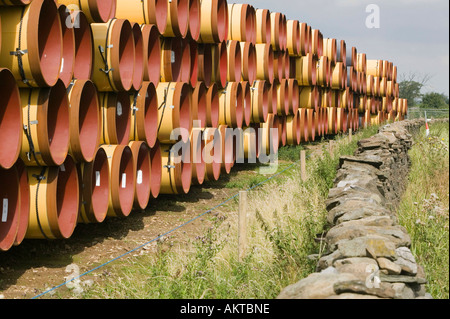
[397,122,449,299]
[75,126,380,299]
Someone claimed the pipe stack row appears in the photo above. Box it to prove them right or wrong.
[0,0,408,252]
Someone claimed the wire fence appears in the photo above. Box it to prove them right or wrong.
[32,158,304,299]
[407,108,449,120]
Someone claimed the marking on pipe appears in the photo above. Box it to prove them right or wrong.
[95,171,101,187]
[2,199,8,223]
[171,51,176,64]
[60,164,66,172]
[121,173,127,188]
[117,102,123,116]
[137,170,143,185]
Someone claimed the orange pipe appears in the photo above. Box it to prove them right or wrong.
[56,4,75,88]
[159,142,192,195]
[218,81,244,129]
[275,79,289,116]
[0,165,20,251]
[26,154,79,239]
[226,40,242,82]
[57,0,115,23]
[241,81,252,127]
[13,159,29,247]
[20,79,70,167]
[141,24,162,86]
[311,29,323,58]
[306,108,315,142]
[188,0,201,41]
[278,115,287,147]
[91,19,135,92]
[323,38,337,66]
[255,8,271,44]
[286,20,301,57]
[206,83,220,128]
[131,22,145,91]
[190,127,206,185]
[77,146,110,224]
[192,81,208,129]
[203,127,222,181]
[260,113,279,156]
[255,43,274,84]
[299,86,319,112]
[295,53,317,86]
[297,108,308,142]
[250,80,270,124]
[327,107,338,135]
[99,91,131,146]
[239,41,257,83]
[336,39,346,67]
[160,36,191,83]
[197,43,213,87]
[287,79,299,115]
[67,79,100,163]
[102,144,136,218]
[130,82,158,148]
[163,0,189,38]
[211,41,228,88]
[198,0,229,44]
[128,141,151,211]
[156,82,192,144]
[299,22,310,56]
[0,0,62,88]
[0,68,22,170]
[71,10,94,81]
[228,3,256,44]
[189,40,199,87]
[149,140,162,199]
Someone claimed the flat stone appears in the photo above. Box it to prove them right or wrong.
[394,247,418,275]
[327,201,390,225]
[333,280,397,299]
[277,273,359,299]
[326,224,411,249]
[325,193,385,212]
[333,258,378,281]
[339,155,384,168]
[377,258,402,275]
[336,235,397,259]
[379,273,427,285]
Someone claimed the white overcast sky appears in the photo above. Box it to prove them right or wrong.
[233,0,449,96]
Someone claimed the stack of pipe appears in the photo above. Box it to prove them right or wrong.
[0,0,406,252]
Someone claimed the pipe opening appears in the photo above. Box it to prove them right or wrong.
[115,92,131,146]
[0,167,19,251]
[90,148,109,222]
[0,69,21,169]
[56,156,79,239]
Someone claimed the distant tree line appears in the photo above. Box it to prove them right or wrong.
[398,73,449,109]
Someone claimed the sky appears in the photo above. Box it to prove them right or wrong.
[232,0,450,96]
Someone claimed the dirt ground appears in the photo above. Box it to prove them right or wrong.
[0,143,326,300]
[0,163,274,299]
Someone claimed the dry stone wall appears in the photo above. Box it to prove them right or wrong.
[278,119,433,299]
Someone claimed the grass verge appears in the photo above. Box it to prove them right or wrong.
[396,121,449,299]
[70,126,380,299]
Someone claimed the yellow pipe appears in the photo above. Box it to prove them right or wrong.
[57,0,115,23]
[20,80,70,167]
[218,81,244,128]
[98,92,131,146]
[159,143,192,195]
[156,82,192,144]
[0,0,62,88]
[101,144,136,218]
[255,43,274,84]
[77,146,110,224]
[91,19,135,92]
[199,0,228,44]
[26,155,79,239]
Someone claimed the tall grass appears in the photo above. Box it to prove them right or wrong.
[79,126,380,299]
[397,122,449,299]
